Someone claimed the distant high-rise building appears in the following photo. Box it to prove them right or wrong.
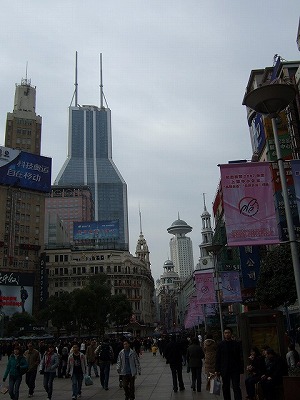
[54,55,128,250]
[45,185,94,242]
[167,216,194,279]
[0,78,47,314]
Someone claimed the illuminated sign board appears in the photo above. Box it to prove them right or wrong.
[0,146,51,192]
[0,271,34,316]
[73,220,119,241]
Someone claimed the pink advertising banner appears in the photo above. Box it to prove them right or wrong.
[194,271,216,304]
[220,162,279,246]
[184,297,204,328]
[220,271,242,303]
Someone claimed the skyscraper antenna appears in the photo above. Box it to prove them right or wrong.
[25,61,28,81]
[139,205,143,234]
[75,51,78,107]
[203,193,207,211]
[100,53,103,108]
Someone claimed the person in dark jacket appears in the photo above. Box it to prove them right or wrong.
[215,327,243,400]
[245,347,266,400]
[3,344,28,400]
[260,348,288,400]
[164,335,185,393]
[186,337,205,392]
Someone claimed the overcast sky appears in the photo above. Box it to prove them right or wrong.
[0,1,299,281]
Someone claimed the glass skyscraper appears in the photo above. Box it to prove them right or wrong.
[54,105,129,249]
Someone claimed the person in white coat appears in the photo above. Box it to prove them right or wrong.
[117,340,141,400]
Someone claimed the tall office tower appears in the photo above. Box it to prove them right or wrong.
[54,55,129,250]
[45,185,94,242]
[5,78,42,154]
[167,216,194,279]
[196,194,214,270]
[0,78,49,315]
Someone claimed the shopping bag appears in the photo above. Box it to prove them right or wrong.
[0,384,8,394]
[206,372,214,391]
[209,376,221,396]
[84,375,93,386]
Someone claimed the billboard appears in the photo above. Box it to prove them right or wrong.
[0,146,51,192]
[220,162,279,246]
[73,220,119,241]
[0,271,34,316]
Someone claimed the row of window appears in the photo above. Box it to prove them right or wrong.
[49,263,141,275]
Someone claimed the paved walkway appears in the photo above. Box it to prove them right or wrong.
[0,351,246,400]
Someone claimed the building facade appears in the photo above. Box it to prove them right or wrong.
[0,79,47,314]
[45,246,154,325]
[45,185,94,242]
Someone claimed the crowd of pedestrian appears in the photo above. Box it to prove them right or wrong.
[1,328,298,400]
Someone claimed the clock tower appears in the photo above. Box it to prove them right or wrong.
[197,194,214,270]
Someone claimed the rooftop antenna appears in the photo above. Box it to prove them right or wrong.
[22,61,31,86]
[99,53,109,108]
[139,205,143,234]
[75,51,78,107]
[100,53,103,108]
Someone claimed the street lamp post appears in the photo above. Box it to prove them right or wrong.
[243,82,300,307]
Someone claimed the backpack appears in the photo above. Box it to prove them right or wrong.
[99,344,112,362]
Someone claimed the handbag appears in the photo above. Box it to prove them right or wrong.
[84,375,93,386]
[210,376,221,396]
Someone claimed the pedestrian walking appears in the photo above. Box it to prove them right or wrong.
[67,343,87,400]
[95,336,114,390]
[186,336,205,392]
[40,343,59,400]
[86,339,99,377]
[215,327,243,400]
[2,344,28,400]
[23,342,41,397]
[117,339,141,400]
[164,335,185,393]
[203,333,217,376]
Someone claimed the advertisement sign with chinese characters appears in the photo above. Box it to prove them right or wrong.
[0,271,34,316]
[239,246,260,288]
[0,146,51,192]
[73,220,119,241]
[220,162,279,246]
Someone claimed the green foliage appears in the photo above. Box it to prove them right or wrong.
[5,312,37,336]
[255,244,297,308]
[109,293,132,328]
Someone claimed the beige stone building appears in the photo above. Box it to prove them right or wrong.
[45,242,155,326]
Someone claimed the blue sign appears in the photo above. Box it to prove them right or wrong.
[0,146,51,192]
[73,220,119,241]
[239,246,260,288]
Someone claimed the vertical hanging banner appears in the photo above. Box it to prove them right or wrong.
[194,271,216,304]
[220,162,279,246]
[220,271,242,303]
[291,159,300,218]
[184,297,204,328]
[239,246,260,288]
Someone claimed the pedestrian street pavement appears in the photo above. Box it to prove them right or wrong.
[0,351,247,400]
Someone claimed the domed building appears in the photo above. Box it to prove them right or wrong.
[167,216,194,279]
